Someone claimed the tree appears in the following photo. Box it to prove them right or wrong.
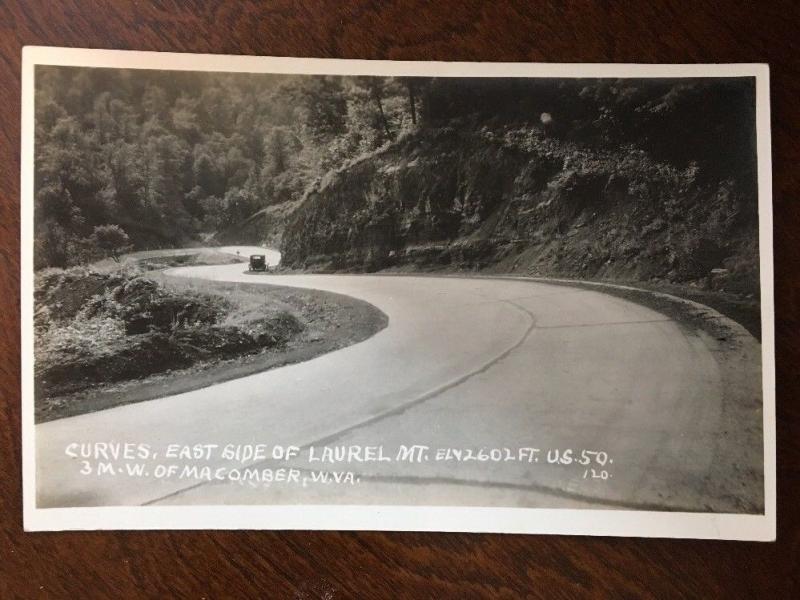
[399,77,418,125]
[35,220,69,268]
[297,77,348,143]
[356,77,394,141]
[91,224,132,262]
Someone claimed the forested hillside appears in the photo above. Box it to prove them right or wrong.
[281,77,760,295]
[34,67,419,268]
[35,68,760,295]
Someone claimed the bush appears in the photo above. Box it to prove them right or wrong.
[90,224,133,262]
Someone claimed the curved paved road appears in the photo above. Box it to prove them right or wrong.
[36,247,763,512]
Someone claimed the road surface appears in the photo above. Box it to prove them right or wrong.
[35,247,764,512]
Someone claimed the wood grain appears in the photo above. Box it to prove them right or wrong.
[1,1,798,597]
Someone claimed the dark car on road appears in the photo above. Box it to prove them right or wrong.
[249,254,267,271]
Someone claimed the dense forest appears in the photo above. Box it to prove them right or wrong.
[34,66,422,268]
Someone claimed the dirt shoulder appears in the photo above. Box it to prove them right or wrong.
[35,261,387,423]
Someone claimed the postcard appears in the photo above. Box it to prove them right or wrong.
[21,47,775,539]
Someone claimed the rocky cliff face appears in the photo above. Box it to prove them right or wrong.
[281,126,759,295]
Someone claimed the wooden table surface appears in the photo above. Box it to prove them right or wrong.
[1,1,798,598]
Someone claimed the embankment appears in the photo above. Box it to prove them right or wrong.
[281,126,759,299]
[34,256,387,422]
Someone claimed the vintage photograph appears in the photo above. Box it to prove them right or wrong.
[22,50,774,538]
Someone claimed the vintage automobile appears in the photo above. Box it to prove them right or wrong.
[248,254,267,271]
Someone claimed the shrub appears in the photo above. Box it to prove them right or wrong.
[90,224,133,262]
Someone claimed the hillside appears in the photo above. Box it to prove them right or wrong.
[213,199,303,248]
[33,68,417,269]
[282,120,759,296]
